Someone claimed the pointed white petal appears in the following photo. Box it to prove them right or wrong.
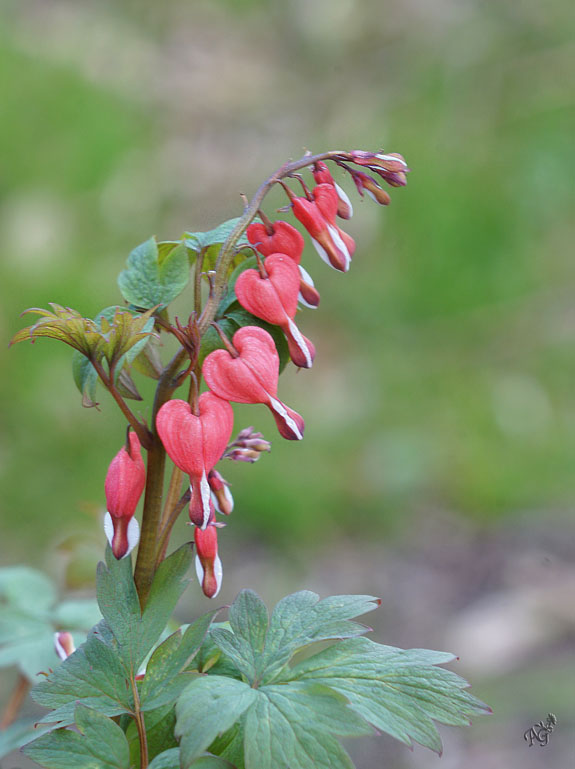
[327,225,351,272]
[212,555,223,598]
[200,471,211,529]
[311,237,334,269]
[195,554,205,585]
[223,485,234,513]
[287,318,313,368]
[335,183,353,217]
[104,512,114,548]
[268,396,303,440]
[124,516,140,559]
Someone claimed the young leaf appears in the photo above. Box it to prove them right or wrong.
[186,218,252,255]
[23,704,130,769]
[210,590,378,686]
[118,237,190,309]
[139,610,219,711]
[176,676,258,768]
[282,636,491,754]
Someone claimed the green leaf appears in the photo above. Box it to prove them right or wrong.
[126,705,179,766]
[148,748,181,769]
[176,676,258,768]
[72,307,155,408]
[0,718,48,760]
[210,590,378,686]
[217,256,258,315]
[210,591,267,683]
[32,623,134,725]
[0,567,57,617]
[186,218,251,255]
[283,636,491,754]
[23,704,130,769]
[118,237,190,309]
[244,682,369,769]
[140,610,218,711]
[190,757,237,769]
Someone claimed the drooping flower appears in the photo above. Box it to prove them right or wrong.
[194,524,223,598]
[54,631,75,661]
[208,469,233,515]
[312,161,353,219]
[247,220,305,263]
[202,326,305,440]
[351,170,391,206]
[312,183,356,262]
[156,393,234,529]
[235,254,315,368]
[104,431,145,559]
[289,192,352,273]
[247,220,320,308]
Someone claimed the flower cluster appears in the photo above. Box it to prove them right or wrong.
[101,150,409,598]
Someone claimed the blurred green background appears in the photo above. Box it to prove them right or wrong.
[1,0,574,767]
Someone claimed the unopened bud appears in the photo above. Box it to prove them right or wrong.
[194,524,223,599]
[208,469,234,515]
[54,631,75,661]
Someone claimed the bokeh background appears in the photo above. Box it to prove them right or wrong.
[1,0,574,766]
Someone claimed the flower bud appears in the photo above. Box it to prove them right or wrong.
[290,195,351,273]
[351,170,391,205]
[224,427,271,462]
[156,394,234,528]
[208,469,234,515]
[54,631,75,661]
[203,326,305,441]
[194,524,223,598]
[312,162,353,219]
[298,265,321,309]
[349,151,409,187]
[104,431,145,559]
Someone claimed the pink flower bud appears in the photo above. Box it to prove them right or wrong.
[349,151,409,187]
[247,220,305,264]
[298,265,320,309]
[290,195,351,273]
[54,631,75,661]
[351,170,391,205]
[156,393,234,528]
[235,254,315,369]
[194,524,223,598]
[312,162,353,219]
[208,469,234,515]
[104,431,145,559]
[312,184,356,262]
[203,326,305,441]
[224,427,271,462]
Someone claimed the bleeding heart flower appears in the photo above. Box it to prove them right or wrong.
[312,161,353,219]
[247,220,305,263]
[54,631,76,661]
[156,393,234,528]
[290,194,351,273]
[202,326,305,440]
[312,184,356,263]
[104,431,145,559]
[350,151,409,186]
[235,254,315,369]
[194,524,223,598]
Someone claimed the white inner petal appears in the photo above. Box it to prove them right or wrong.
[104,512,114,548]
[195,554,204,585]
[200,471,211,529]
[125,517,140,559]
[269,396,303,440]
[327,225,351,272]
[376,153,408,167]
[335,183,353,217]
[54,633,69,662]
[311,237,334,269]
[288,318,313,368]
[223,485,234,512]
[212,554,223,598]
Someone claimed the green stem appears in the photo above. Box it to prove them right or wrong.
[133,346,187,606]
[130,676,149,769]
[92,360,152,450]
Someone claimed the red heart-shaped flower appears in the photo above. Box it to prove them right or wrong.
[247,221,304,263]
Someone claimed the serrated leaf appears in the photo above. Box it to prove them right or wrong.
[32,624,134,725]
[176,676,258,768]
[244,682,369,769]
[283,636,491,754]
[140,610,218,711]
[210,590,378,686]
[118,237,190,309]
[23,704,130,769]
